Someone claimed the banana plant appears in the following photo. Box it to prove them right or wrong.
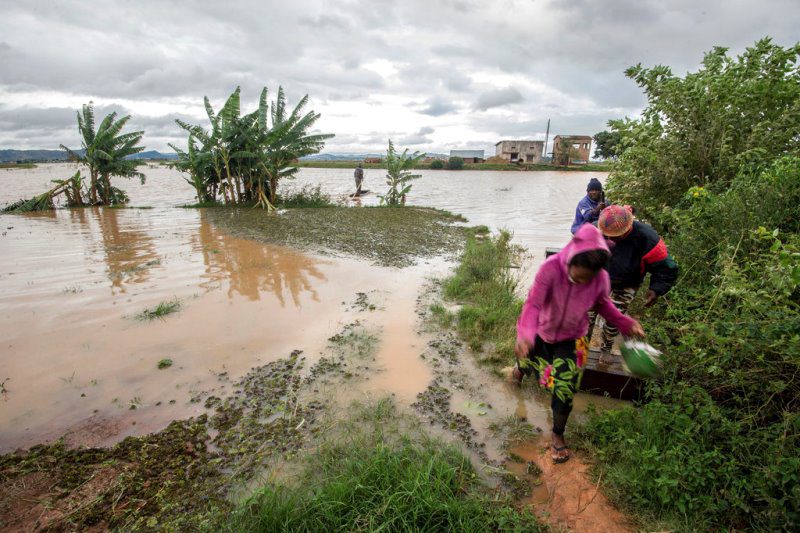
[173,86,333,208]
[379,140,423,206]
[61,103,144,205]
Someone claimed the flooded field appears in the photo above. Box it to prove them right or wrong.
[2,163,604,257]
[0,163,612,456]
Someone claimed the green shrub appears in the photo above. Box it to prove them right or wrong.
[447,156,464,170]
[585,37,800,531]
[583,159,800,530]
[430,159,444,169]
[607,39,800,223]
[276,184,334,208]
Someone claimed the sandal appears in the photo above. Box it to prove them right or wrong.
[551,445,571,464]
[512,362,524,385]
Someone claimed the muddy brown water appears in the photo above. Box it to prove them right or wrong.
[0,163,616,457]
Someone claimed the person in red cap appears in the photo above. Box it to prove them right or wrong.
[590,205,678,363]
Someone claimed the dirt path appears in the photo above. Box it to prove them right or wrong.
[507,441,633,532]
[413,281,635,532]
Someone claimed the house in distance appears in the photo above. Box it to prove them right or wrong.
[552,135,592,165]
[494,140,544,163]
[449,149,485,163]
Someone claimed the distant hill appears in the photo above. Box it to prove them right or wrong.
[1,149,446,163]
[0,149,177,163]
[0,149,70,162]
[132,151,177,161]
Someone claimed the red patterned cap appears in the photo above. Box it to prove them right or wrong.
[599,205,634,237]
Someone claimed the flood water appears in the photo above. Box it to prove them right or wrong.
[0,163,610,453]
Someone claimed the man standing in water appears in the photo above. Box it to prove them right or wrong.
[354,163,364,195]
[590,205,678,364]
[570,178,606,234]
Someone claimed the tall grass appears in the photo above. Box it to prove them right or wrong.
[226,399,542,532]
[441,230,523,368]
[276,184,335,208]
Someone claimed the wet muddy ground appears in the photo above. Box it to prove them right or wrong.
[0,207,453,453]
[0,163,633,530]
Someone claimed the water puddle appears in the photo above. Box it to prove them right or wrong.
[0,208,436,452]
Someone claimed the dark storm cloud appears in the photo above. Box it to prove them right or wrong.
[474,87,524,110]
[399,126,435,145]
[419,96,459,116]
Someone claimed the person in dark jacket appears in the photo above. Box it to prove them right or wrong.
[570,178,606,234]
[589,205,678,363]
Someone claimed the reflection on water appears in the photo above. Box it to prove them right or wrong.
[195,210,326,305]
[0,205,389,452]
[0,163,612,452]
[94,208,160,294]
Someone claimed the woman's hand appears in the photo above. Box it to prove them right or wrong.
[515,339,532,359]
[628,320,645,338]
[644,290,659,307]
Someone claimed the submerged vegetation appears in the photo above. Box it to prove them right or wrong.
[579,38,800,531]
[206,206,469,267]
[134,298,181,321]
[2,172,82,212]
[171,86,333,209]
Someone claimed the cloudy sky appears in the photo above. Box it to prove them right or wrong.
[0,0,797,155]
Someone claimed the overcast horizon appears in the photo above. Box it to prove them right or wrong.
[0,0,797,155]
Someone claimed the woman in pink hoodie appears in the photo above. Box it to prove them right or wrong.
[514,224,644,463]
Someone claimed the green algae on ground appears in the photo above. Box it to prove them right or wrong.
[0,351,326,531]
[205,206,469,267]
[0,314,401,531]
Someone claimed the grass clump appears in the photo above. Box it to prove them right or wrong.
[227,399,543,532]
[442,230,523,368]
[135,298,181,321]
[276,184,335,208]
[157,358,173,369]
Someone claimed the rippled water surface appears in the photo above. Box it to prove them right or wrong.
[0,163,608,452]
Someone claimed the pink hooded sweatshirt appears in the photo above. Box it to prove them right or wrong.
[517,224,636,345]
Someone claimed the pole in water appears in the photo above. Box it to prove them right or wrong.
[543,118,550,161]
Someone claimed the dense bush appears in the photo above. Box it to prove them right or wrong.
[430,159,444,169]
[447,156,464,170]
[275,184,334,208]
[584,158,800,530]
[584,38,800,531]
[607,38,800,224]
